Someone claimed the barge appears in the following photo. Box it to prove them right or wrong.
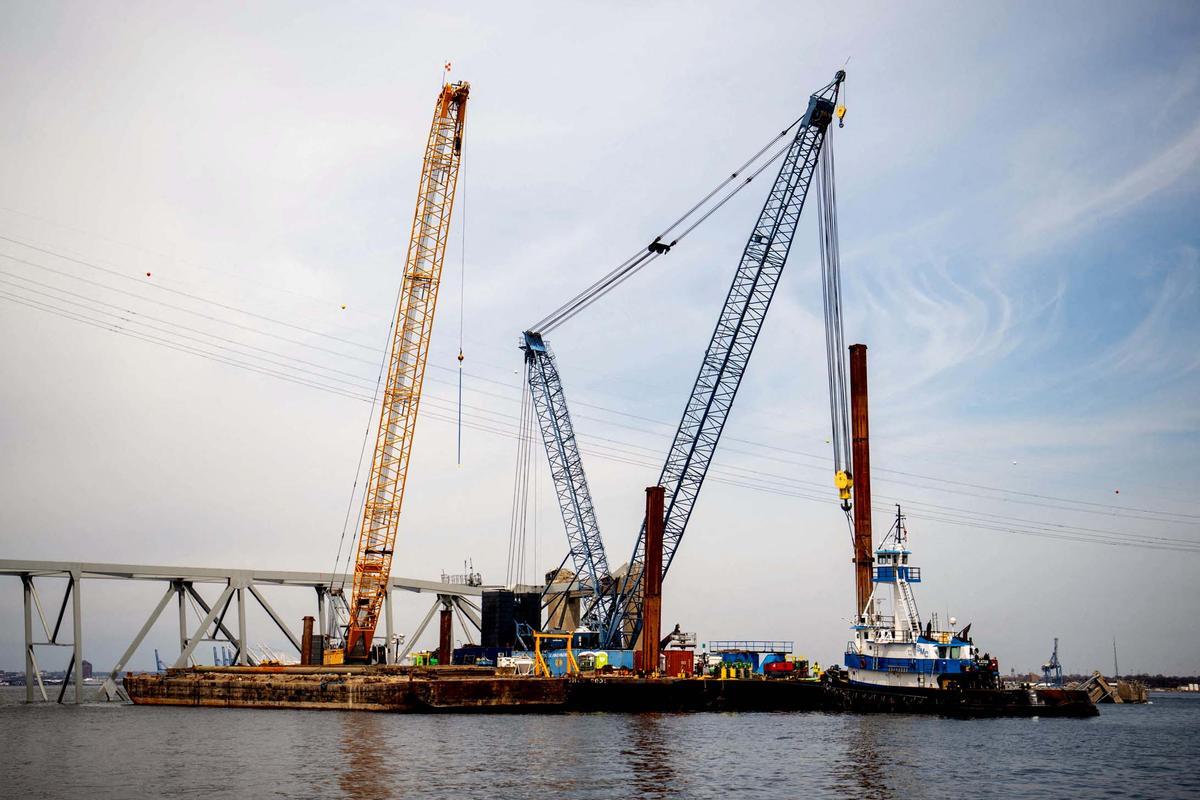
[124,663,1094,717]
[124,665,827,713]
[122,507,1095,719]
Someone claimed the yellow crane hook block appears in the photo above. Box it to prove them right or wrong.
[835,469,853,502]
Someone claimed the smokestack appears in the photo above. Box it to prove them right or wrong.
[300,615,315,666]
[640,485,666,675]
[849,344,873,618]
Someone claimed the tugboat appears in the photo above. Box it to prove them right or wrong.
[825,506,1097,718]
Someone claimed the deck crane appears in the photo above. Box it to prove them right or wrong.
[605,71,846,647]
[337,80,469,663]
[520,71,846,648]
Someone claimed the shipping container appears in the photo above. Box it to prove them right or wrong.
[664,649,695,677]
[635,649,694,675]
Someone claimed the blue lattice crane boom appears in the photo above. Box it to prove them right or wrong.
[604,71,845,647]
[519,70,846,647]
[521,331,614,629]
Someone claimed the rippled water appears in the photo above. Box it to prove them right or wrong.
[1,687,1196,798]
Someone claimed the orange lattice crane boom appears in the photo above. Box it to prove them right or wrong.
[344,80,469,661]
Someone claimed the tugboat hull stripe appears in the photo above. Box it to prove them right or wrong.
[844,654,978,674]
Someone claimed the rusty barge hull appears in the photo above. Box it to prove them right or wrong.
[124,667,1097,717]
[123,667,827,713]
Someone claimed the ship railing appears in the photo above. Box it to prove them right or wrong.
[708,640,794,653]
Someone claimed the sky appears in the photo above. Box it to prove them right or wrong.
[0,1,1198,677]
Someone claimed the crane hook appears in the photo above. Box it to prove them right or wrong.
[835,469,853,510]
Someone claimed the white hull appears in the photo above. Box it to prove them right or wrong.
[847,668,936,689]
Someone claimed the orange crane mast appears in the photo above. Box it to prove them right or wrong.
[343,80,469,662]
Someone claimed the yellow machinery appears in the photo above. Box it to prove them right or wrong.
[338,80,470,662]
[532,632,579,678]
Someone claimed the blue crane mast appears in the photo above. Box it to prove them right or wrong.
[519,70,846,647]
[604,72,845,646]
[520,331,614,630]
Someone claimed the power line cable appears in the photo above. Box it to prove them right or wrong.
[7,243,1194,521]
[0,206,352,312]
[0,253,380,365]
[5,286,1196,549]
[0,235,378,351]
[0,272,379,388]
[0,290,374,402]
[9,280,1194,533]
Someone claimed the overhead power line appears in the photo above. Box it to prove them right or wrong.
[3,276,1195,532]
[0,234,378,351]
[3,241,1195,522]
[6,285,1197,555]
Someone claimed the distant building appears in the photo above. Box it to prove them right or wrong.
[82,660,93,679]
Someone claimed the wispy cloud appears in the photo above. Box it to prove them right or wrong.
[1095,247,1200,379]
[1012,117,1200,255]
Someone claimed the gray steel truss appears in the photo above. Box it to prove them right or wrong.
[0,559,484,703]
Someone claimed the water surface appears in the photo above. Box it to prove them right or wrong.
[2,687,1196,798]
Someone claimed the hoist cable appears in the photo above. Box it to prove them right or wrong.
[652,114,806,244]
[457,166,467,465]
[537,135,798,335]
[535,251,660,335]
[817,131,852,477]
[531,113,808,335]
[326,273,404,597]
[668,136,798,244]
[506,372,536,586]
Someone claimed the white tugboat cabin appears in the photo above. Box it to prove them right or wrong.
[844,506,999,690]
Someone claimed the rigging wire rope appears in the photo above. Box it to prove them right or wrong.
[816,131,853,491]
[530,113,808,335]
[457,167,467,465]
[326,264,409,598]
[506,375,536,586]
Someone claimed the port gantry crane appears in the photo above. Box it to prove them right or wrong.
[1043,638,1064,687]
[338,80,470,663]
[521,71,848,648]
